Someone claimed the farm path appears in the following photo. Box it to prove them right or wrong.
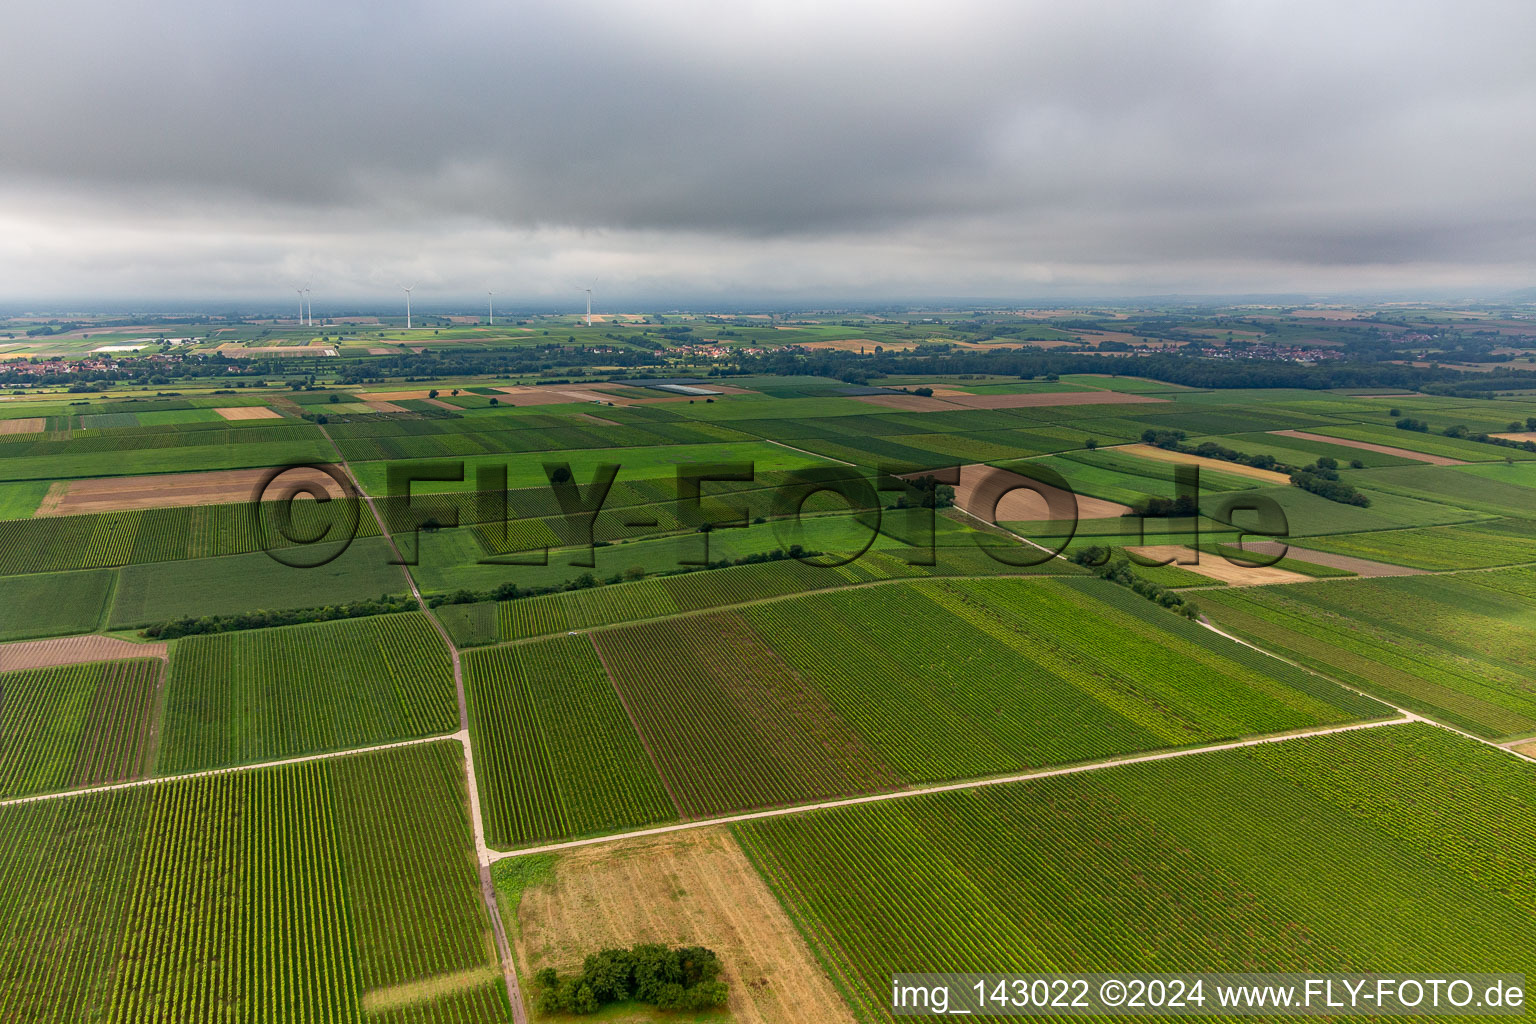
[1197,618,1536,766]
[763,438,855,466]
[488,716,1416,861]
[318,425,528,1024]
[0,733,455,807]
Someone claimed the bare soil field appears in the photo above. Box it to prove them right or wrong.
[0,634,167,672]
[1492,432,1536,443]
[798,338,921,352]
[852,393,969,412]
[491,386,589,407]
[1128,546,1310,585]
[953,463,1131,521]
[946,391,1168,410]
[1270,429,1468,466]
[213,406,283,421]
[359,390,439,401]
[35,465,347,516]
[1117,444,1293,484]
[1240,541,1426,577]
[363,400,409,413]
[1513,740,1536,759]
[513,829,854,1024]
[0,417,45,435]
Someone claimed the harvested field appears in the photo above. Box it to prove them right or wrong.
[0,418,45,435]
[1270,429,1468,466]
[851,393,968,412]
[1127,546,1310,586]
[367,347,395,355]
[1492,432,1536,443]
[1514,740,1536,759]
[490,386,591,406]
[942,391,1168,409]
[951,463,1131,521]
[799,338,920,352]
[363,400,408,413]
[34,465,347,516]
[0,634,167,672]
[1117,444,1294,484]
[217,344,336,357]
[1240,541,1427,578]
[359,390,440,401]
[212,406,282,421]
[510,829,855,1024]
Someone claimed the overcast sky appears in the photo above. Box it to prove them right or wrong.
[2,0,1533,307]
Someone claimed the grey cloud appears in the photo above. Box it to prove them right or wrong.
[1,0,1533,301]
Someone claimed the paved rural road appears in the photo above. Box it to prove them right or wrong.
[319,427,529,1024]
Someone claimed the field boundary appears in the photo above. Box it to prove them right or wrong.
[486,717,1416,860]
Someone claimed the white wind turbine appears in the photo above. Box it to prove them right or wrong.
[296,287,305,324]
[402,284,415,329]
[487,290,494,326]
[578,280,595,326]
[304,283,313,327]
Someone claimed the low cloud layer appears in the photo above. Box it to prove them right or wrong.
[2,0,1533,305]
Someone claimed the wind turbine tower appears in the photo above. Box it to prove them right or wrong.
[488,290,494,326]
[297,288,305,324]
[578,282,595,326]
[402,285,414,329]
[304,285,313,327]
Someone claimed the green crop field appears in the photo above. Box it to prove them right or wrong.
[736,725,1536,1023]
[1300,516,1536,569]
[0,498,382,576]
[1200,568,1536,737]
[0,567,114,640]
[157,613,458,772]
[586,577,1384,820]
[464,636,677,847]
[0,659,162,797]
[0,741,507,1023]
[109,537,407,628]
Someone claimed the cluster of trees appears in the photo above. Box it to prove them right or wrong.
[892,474,956,509]
[533,944,728,1015]
[1139,428,1370,506]
[1128,494,1200,517]
[142,594,416,639]
[1069,547,1200,619]
[1290,457,1370,507]
[1399,417,1536,453]
[428,545,821,607]
[731,346,1497,392]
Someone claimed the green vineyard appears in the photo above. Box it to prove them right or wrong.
[0,659,162,797]
[464,636,676,848]
[736,725,1536,1023]
[157,613,457,772]
[0,741,507,1023]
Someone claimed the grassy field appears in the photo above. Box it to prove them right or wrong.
[1299,517,1536,569]
[0,741,508,1023]
[736,725,1536,1023]
[0,568,115,640]
[1199,568,1536,737]
[156,612,457,772]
